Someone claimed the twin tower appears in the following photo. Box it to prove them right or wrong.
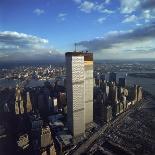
[65,52,93,137]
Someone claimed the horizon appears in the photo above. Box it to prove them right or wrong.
[0,57,155,67]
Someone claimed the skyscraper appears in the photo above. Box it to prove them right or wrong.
[84,53,93,125]
[15,85,24,115]
[66,52,85,137]
[119,78,126,87]
[109,72,117,83]
[26,92,32,113]
[65,52,93,137]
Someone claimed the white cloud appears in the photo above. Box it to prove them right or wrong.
[0,31,48,49]
[79,1,95,13]
[58,13,67,17]
[78,1,114,14]
[57,13,67,21]
[96,40,155,59]
[0,31,64,61]
[0,31,48,52]
[120,0,140,14]
[122,15,138,23]
[141,10,155,23]
[97,17,106,24]
[136,23,142,26]
[100,9,114,14]
[119,0,155,25]
[78,24,155,59]
[105,0,111,4]
[33,8,45,15]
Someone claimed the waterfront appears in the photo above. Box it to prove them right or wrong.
[0,78,55,88]
[126,76,155,96]
[0,72,155,96]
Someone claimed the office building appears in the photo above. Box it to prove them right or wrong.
[41,126,52,148]
[66,52,85,137]
[109,85,118,103]
[132,85,138,101]
[105,105,113,122]
[109,72,116,83]
[15,85,24,115]
[115,102,120,116]
[100,74,106,81]
[137,86,143,101]
[119,78,126,87]
[84,53,93,125]
[53,98,58,112]
[26,92,32,113]
[66,52,93,137]
[57,92,67,112]
[95,79,100,87]
[17,134,29,150]
[119,102,124,113]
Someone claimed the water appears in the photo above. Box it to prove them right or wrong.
[0,78,18,88]
[0,72,155,96]
[107,72,155,96]
[0,78,55,88]
[126,76,155,96]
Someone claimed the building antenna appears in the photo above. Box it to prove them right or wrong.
[74,43,77,52]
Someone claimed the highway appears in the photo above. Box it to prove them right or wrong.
[70,99,148,155]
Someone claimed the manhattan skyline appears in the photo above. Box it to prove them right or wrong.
[0,0,155,61]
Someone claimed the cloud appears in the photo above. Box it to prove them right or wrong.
[33,8,45,15]
[105,0,111,4]
[0,31,48,50]
[100,9,114,14]
[97,17,106,24]
[79,1,95,13]
[141,10,155,23]
[122,15,138,23]
[120,0,155,26]
[77,23,155,59]
[120,0,140,14]
[57,13,67,21]
[0,31,63,61]
[136,23,142,26]
[141,0,155,9]
[75,0,114,14]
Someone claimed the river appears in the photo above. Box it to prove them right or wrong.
[0,73,155,96]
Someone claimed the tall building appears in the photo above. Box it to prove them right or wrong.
[17,134,29,151]
[66,52,85,137]
[41,126,52,148]
[119,78,126,87]
[132,85,138,101]
[26,92,32,113]
[66,52,93,137]
[84,53,93,125]
[100,74,106,81]
[15,85,24,115]
[109,72,116,83]
[109,84,118,103]
[137,86,143,101]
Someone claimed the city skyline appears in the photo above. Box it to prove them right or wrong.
[0,0,155,61]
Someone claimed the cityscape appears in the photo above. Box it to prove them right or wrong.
[1,0,155,155]
[0,54,155,155]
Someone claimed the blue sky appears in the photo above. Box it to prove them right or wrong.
[0,0,155,61]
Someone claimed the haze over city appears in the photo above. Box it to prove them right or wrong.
[1,0,155,62]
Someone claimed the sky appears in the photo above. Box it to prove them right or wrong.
[0,0,155,61]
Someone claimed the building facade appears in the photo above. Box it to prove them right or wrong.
[65,52,93,137]
[84,53,93,125]
[66,52,85,137]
